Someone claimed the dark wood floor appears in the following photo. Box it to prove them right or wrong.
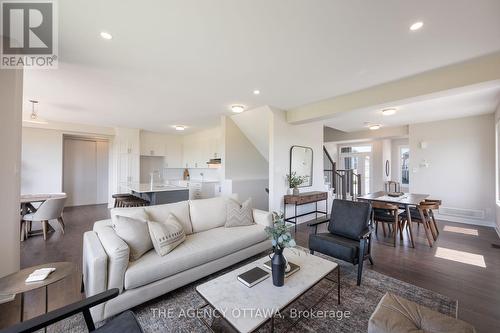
[1,204,499,332]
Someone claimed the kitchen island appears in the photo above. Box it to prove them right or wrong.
[128,183,189,205]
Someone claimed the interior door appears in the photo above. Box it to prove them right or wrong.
[63,138,109,206]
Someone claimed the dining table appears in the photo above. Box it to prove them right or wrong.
[357,191,429,247]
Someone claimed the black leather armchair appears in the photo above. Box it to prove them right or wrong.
[309,199,374,286]
[0,289,143,333]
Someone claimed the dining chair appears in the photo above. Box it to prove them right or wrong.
[21,195,67,241]
[399,202,438,247]
[371,201,405,247]
[424,199,442,238]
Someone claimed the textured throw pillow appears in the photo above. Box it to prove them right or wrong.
[225,198,254,228]
[148,214,186,256]
[112,215,153,261]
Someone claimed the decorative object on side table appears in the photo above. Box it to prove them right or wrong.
[265,212,297,287]
[286,171,308,195]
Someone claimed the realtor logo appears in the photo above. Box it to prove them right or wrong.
[1,0,58,68]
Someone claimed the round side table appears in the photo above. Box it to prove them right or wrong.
[0,262,76,324]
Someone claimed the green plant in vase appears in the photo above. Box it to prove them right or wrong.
[287,172,308,195]
[265,212,296,286]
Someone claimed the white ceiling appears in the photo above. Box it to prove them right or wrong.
[323,83,500,132]
[23,0,500,133]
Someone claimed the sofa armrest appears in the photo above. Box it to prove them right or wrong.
[253,209,273,228]
[82,231,108,298]
[95,226,130,294]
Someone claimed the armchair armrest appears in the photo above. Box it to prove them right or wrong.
[253,209,272,227]
[307,216,330,228]
[359,227,373,239]
[2,289,119,333]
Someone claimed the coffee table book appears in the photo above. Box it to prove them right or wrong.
[237,267,269,287]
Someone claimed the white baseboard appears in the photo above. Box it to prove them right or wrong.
[433,213,494,228]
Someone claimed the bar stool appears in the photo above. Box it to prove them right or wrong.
[112,194,134,208]
[121,198,149,207]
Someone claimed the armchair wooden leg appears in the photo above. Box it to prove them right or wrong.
[42,221,48,241]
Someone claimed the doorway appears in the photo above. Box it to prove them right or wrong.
[63,136,109,207]
[339,145,372,195]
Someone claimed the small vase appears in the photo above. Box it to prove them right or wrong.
[271,248,286,287]
[293,187,299,195]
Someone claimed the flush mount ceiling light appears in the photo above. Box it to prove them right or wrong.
[382,108,397,116]
[100,31,113,40]
[175,125,185,131]
[253,90,260,95]
[231,105,245,113]
[369,124,381,131]
[409,21,424,31]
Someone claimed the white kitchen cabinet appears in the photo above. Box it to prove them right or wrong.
[115,128,140,193]
[140,131,166,156]
[165,138,183,168]
[182,127,222,168]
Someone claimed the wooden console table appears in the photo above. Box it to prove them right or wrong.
[284,191,328,232]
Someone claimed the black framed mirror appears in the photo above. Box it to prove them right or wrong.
[290,145,313,187]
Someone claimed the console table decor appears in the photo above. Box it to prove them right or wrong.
[284,191,328,232]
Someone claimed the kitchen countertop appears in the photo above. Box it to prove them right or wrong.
[128,183,189,193]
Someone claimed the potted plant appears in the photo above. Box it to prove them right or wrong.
[265,212,297,286]
[287,172,308,195]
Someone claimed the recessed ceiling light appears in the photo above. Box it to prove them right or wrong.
[409,21,424,31]
[382,108,397,116]
[231,105,245,113]
[253,90,260,95]
[369,124,381,131]
[100,31,113,40]
[175,125,185,131]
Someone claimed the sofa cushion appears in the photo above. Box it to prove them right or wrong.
[189,197,229,233]
[225,198,254,228]
[124,224,268,289]
[110,207,149,224]
[147,214,186,256]
[112,215,152,261]
[144,201,193,235]
[368,293,476,333]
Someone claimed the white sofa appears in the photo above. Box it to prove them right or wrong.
[82,196,272,322]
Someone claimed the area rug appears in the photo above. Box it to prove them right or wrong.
[46,252,456,332]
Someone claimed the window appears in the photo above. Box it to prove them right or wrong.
[399,146,410,186]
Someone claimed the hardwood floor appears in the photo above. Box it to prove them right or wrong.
[1,204,499,332]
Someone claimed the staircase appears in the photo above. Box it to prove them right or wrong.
[324,146,362,200]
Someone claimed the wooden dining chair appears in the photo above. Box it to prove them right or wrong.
[21,196,67,240]
[399,202,438,247]
[371,201,404,247]
[424,199,441,238]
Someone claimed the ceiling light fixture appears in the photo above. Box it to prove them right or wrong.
[253,90,260,95]
[382,108,397,116]
[175,125,185,131]
[23,100,48,124]
[231,105,245,113]
[409,21,423,31]
[100,31,113,40]
[369,124,381,131]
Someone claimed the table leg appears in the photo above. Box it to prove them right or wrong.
[405,205,415,248]
[294,204,297,233]
[315,201,318,220]
[20,292,24,322]
[337,265,341,305]
[45,285,48,333]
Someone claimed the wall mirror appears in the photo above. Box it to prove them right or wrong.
[290,145,313,187]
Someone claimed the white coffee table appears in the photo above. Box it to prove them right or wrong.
[195,248,340,333]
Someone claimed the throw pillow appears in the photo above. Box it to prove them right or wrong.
[148,214,186,256]
[225,198,254,228]
[112,215,153,261]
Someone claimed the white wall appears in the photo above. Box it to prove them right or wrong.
[21,127,63,194]
[223,116,269,210]
[0,61,22,277]
[269,108,326,222]
[495,103,500,236]
[409,114,495,226]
